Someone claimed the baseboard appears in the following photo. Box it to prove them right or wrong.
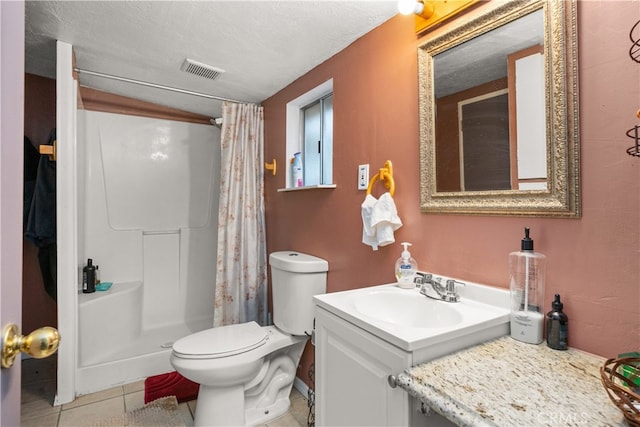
[293,376,309,399]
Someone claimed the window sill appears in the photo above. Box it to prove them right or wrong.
[277,184,337,192]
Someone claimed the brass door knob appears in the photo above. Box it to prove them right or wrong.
[1,323,60,368]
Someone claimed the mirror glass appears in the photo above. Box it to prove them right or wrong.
[418,0,580,216]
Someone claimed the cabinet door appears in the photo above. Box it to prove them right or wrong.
[315,308,411,426]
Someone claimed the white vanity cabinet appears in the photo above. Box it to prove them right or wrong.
[313,282,510,426]
[315,307,454,427]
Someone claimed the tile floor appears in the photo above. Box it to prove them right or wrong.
[20,356,310,427]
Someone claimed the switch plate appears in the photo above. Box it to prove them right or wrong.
[358,164,369,190]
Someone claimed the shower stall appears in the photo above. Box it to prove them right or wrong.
[53,41,223,401]
[74,110,219,395]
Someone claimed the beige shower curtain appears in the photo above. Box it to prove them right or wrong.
[213,101,267,326]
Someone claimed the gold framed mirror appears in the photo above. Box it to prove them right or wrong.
[418,0,579,217]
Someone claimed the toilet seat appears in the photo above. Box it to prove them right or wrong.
[172,321,268,359]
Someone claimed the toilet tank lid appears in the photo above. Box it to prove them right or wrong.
[269,251,329,273]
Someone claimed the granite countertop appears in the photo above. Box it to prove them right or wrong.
[395,336,627,426]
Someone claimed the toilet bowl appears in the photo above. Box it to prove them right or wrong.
[170,251,328,426]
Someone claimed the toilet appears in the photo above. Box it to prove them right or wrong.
[170,251,328,426]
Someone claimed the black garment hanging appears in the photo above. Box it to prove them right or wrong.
[23,136,39,229]
[25,129,57,301]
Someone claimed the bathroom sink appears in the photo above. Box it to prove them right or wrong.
[314,279,510,352]
[353,290,463,328]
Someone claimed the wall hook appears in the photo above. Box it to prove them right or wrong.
[39,139,57,161]
[265,159,277,176]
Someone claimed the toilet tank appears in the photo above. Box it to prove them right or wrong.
[269,251,328,336]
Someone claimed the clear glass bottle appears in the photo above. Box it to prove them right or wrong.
[509,228,545,344]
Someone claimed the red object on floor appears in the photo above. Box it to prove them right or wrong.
[144,371,199,404]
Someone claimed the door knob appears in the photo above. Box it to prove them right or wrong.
[1,323,60,368]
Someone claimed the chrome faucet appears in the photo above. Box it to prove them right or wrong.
[414,272,465,303]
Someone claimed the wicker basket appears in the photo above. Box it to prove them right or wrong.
[601,357,640,426]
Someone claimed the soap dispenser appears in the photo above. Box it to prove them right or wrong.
[395,242,417,289]
[509,228,545,344]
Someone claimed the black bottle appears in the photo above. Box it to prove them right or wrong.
[546,294,568,350]
[83,258,96,293]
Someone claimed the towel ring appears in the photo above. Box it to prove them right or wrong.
[366,160,395,197]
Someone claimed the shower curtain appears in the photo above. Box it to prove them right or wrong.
[214,101,267,327]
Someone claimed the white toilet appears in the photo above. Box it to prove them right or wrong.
[170,251,328,426]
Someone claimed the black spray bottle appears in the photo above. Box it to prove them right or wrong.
[82,258,96,293]
[546,294,568,350]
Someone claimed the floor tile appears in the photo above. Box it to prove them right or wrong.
[21,397,60,421]
[61,386,123,410]
[290,390,310,427]
[124,390,145,412]
[123,379,144,395]
[58,396,124,426]
[266,410,303,427]
[21,355,309,427]
[187,398,197,414]
[20,411,60,427]
[178,402,195,427]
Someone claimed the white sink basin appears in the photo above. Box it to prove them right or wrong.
[353,289,463,328]
[314,279,510,352]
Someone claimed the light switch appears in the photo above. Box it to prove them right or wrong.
[358,164,369,190]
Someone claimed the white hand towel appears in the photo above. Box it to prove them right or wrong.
[361,194,379,250]
[371,192,402,248]
[361,192,403,250]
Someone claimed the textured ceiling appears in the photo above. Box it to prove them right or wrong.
[25,1,399,118]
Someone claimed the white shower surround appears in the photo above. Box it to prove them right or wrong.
[75,110,219,395]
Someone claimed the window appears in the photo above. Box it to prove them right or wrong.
[284,79,334,189]
[302,94,333,186]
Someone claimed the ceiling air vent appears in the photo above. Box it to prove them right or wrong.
[180,58,225,81]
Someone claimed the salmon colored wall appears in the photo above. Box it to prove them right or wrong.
[263,1,640,385]
[23,73,57,332]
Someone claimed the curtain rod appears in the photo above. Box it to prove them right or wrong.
[74,68,250,104]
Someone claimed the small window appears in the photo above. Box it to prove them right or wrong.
[285,79,333,189]
[302,94,333,186]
